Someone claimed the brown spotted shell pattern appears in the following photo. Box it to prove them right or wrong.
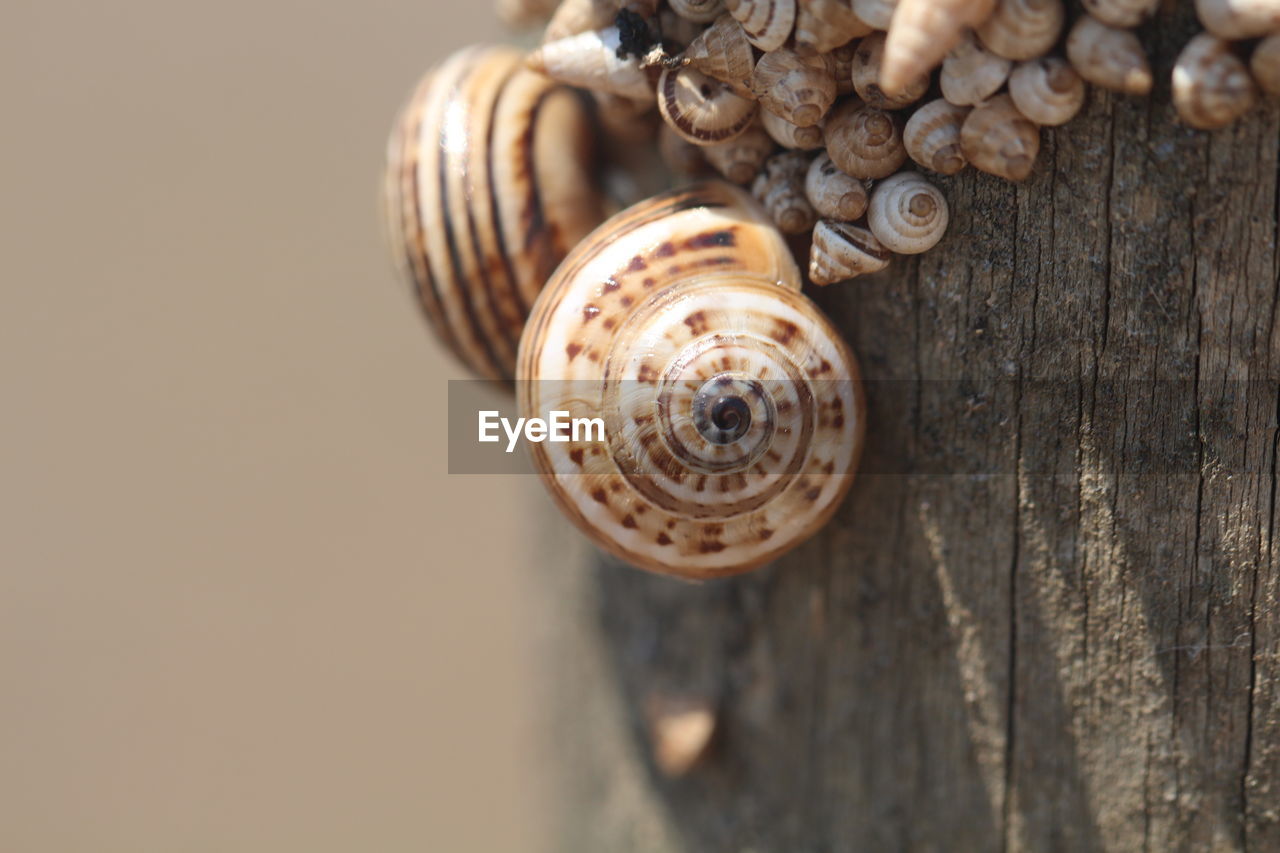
[384,45,605,382]
[517,182,865,578]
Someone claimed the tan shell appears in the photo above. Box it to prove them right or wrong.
[1172,33,1259,130]
[384,46,605,382]
[1008,57,1086,126]
[1066,16,1153,96]
[1195,0,1280,40]
[660,7,709,47]
[881,0,998,95]
[824,101,908,179]
[805,152,870,220]
[1081,0,1158,28]
[976,0,1065,61]
[809,221,891,284]
[960,93,1040,181]
[644,694,717,777]
[725,0,797,51]
[543,0,624,42]
[850,32,930,110]
[941,33,1012,106]
[703,123,777,183]
[529,25,655,100]
[683,14,758,98]
[752,151,819,233]
[867,172,949,254]
[828,42,859,95]
[498,0,560,27]
[670,0,729,23]
[795,0,874,54]
[592,91,659,143]
[658,64,760,145]
[1253,34,1280,97]
[903,98,970,175]
[659,124,713,178]
[752,49,838,127]
[761,108,827,149]
[851,0,898,29]
[517,181,865,578]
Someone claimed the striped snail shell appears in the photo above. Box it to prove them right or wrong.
[517,181,865,578]
[658,64,760,145]
[975,0,1065,62]
[752,49,839,127]
[824,100,909,180]
[1008,57,1086,127]
[1254,34,1280,97]
[1172,33,1259,130]
[761,109,827,150]
[725,0,798,52]
[805,151,870,221]
[384,45,605,382]
[903,98,970,175]
[867,172,949,254]
[851,33,930,110]
[809,221,890,284]
[1066,16,1153,96]
[683,14,758,99]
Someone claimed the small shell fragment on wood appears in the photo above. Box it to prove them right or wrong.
[683,13,758,99]
[851,0,898,30]
[703,122,777,183]
[658,64,760,145]
[941,33,1013,107]
[1081,0,1158,28]
[795,0,874,55]
[851,33,930,110]
[1008,57,1086,126]
[903,98,970,175]
[528,25,655,100]
[1172,33,1259,130]
[976,0,1065,62]
[752,151,818,233]
[867,172,949,254]
[659,123,712,177]
[824,100,908,179]
[724,0,797,51]
[761,108,827,149]
[669,0,728,23]
[960,93,1040,181]
[1194,0,1280,41]
[1065,16,1153,96]
[1253,34,1280,96]
[752,49,838,127]
[805,151,870,220]
[880,0,998,96]
[809,220,890,284]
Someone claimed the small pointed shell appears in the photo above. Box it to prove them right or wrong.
[851,33,930,110]
[960,94,1039,181]
[805,152,870,220]
[867,172,949,254]
[761,108,827,149]
[683,14,758,98]
[1172,34,1259,130]
[795,0,874,54]
[703,123,777,183]
[1081,0,1158,28]
[976,0,1065,62]
[1253,34,1280,97]
[752,151,818,233]
[1195,0,1280,40]
[529,25,654,100]
[809,221,891,284]
[658,64,760,145]
[724,0,797,51]
[659,124,712,177]
[1066,16,1152,96]
[851,0,897,29]
[880,0,998,96]
[824,101,908,179]
[1008,57,1085,126]
[670,0,728,22]
[752,49,838,127]
[904,98,970,175]
[941,33,1012,107]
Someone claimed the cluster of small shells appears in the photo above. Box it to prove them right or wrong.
[508,0,1279,285]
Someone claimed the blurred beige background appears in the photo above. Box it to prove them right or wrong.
[1,2,555,850]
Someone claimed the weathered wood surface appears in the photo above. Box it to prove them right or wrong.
[540,11,1280,851]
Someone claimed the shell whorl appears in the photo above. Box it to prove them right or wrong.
[867,172,949,253]
[517,182,864,578]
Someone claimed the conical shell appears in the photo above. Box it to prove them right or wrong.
[1253,34,1280,97]
[1065,16,1152,96]
[941,33,1012,106]
[795,0,874,54]
[1008,57,1085,126]
[724,0,797,51]
[1172,33,1259,130]
[904,98,970,175]
[659,124,713,177]
[1081,0,1158,28]
[752,151,818,233]
[683,14,758,98]
[670,0,728,23]
[851,32,930,110]
[529,25,655,100]
[851,0,898,29]
[959,93,1039,181]
[1195,0,1280,40]
[753,49,838,127]
[704,123,777,183]
[809,221,891,284]
[658,64,760,145]
[825,101,908,179]
[761,108,827,149]
[976,0,1064,61]
[880,0,998,96]
[867,172,949,254]
[543,0,624,42]
[805,152,870,220]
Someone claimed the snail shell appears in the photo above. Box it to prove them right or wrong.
[1081,0,1158,28]
[498,0,560,27]
[384,46,606,382]
[1195,0,1280,40]
[528,25,655,100]
[795,0,874,55]
[824,100,909,179]
[1008,57,1086,126]
[660,7,710,48]
[517,181,866,578]
[724,0,798,52]
[1172,33,1259,130]
[805,151,870,220]
[752,151,819,233]
[1066,16,1153,96]
[593,90,659,144]
[670,0,729,23]
[829,42,860,95]
[960,94,1039,181]
[851,0,898,30]
[941,33,1012,107]
[704,122,778,183]
[809,221,891,284]
[1253,34,1280,97]
[543,0,624,43]
[851,33,930,110]
[658,64,760,145]
[975,0,1065,62]
[752,49,838,127]
[903,98,970,175]
[761,108,827,149]
[683,14,758,99]
[867,172,949,253]
[881,0,998,96]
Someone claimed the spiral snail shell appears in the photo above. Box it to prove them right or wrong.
[975,0,1065,62]
[725,0,798,52]
[1195,0,1280,40]
[1254,34,1280,97]
[658,64,760,145]
[752,49,838,128]
[384,45,605,381]
[1008,57,1086,126]
[761,109,827,150]
[867,172,949,254]
[805,151,870,221]
[1172,33,1258,130]
[809,220,890,284]
[1066,16,1153,96]
[683,13,758,99]
[517,181,865,577]
[795,0,874,54]
[940,33,1013,107]
[903,98,969,175]
[824,100,909,179]
[960,93,1040,181]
